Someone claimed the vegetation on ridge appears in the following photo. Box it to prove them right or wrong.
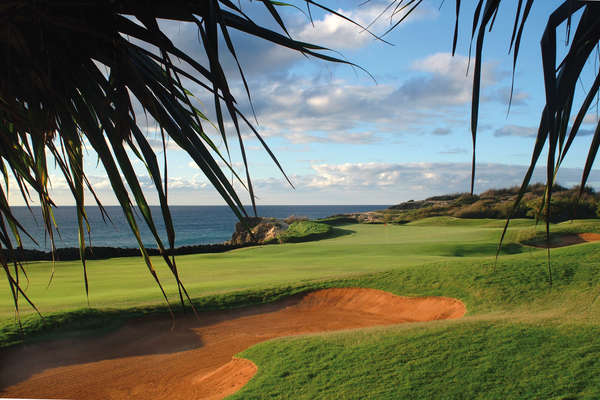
[320,184,600,225]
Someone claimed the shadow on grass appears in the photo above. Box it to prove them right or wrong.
[326,227,355,239]
[448,242,524,257]
[279,226,355,244]
[315,217,358,226]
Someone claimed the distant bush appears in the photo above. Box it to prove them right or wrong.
[452,200,499,218]
[526,193,597,222]
[328,183,600,226]
[479,186,521,199]
[492,200,529,218]
[317,215,359,225]
[453,193,480,206]
[389,200,433,210]
[284,215,308,224]
[425,193,465,201]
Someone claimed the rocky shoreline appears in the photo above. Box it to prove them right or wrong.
[0,216,324,262]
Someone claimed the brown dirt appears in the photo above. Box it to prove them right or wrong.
[528,232,600,248]
[0,288,465,400]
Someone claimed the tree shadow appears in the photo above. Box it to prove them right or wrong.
[325,227,356,239]
[449,242,524,257]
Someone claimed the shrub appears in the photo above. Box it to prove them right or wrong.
[526,194,597,222]
[479,186,521,199]
[453,193,480,206]
[492,200,529,218]
[452,200,499,218]
[317,215,359,226]
[425,193,465,201]
[284,215,308,224]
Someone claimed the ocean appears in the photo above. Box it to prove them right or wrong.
[8,205,386,250]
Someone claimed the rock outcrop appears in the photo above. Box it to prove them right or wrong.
[229,217,289,245]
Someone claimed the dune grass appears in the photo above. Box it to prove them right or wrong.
[2,217,600,398]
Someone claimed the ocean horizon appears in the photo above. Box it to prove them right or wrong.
[8,205,387,250]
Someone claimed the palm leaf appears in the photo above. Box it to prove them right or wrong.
[0,1,362,317]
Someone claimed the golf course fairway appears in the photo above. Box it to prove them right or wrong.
[1,218,600,398]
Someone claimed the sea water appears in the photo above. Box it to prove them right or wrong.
[7,205,385,250]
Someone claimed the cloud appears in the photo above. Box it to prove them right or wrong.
[494,125,537,138]
[432,127,451,135]
[439,147,468,154]
[236,76,406,137]
[295,162,600,196]
[155,17,302,80]
[578,129,595,136]
[583,113,599,125]
[145,138,185,152]
[285,131,380,145]
[488,86,529,106]
[12,161,600,206]
[230,52,503,143]
[148,2,438,83]
[403,53,499,107]
[294,2,438,50]
[125,21,506,148]
[154,1,435,81]
[493,123,595,139]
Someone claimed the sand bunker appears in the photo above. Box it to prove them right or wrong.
[0,288,465,399]
[528,232,600,248]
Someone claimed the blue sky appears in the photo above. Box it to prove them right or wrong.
[14,1,600,206]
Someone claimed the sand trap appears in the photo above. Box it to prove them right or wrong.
[528,232,600,248]
[0,288,465,399]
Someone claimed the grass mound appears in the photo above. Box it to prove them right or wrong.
[234,322,600,399]
[278,221,332,243]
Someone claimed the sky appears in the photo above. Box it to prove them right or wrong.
[12,1,600,206]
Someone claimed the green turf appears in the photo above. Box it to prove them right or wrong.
[2,217,600,399]
[516,218,600,246]
[278,220,332,243]
[0,219,542,318]
[233,322,600,399]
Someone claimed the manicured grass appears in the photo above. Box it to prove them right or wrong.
[0,220,542,318]
[516,218,600,246]
[2,217,600,398]
[233,322,600,399]
[405,216,537,227]
[278,220,332,243]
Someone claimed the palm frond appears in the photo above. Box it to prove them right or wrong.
[382,1,599,281]
[0,1,360,316]
[448,0,600,279]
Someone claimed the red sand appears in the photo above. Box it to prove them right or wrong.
[577,233,600,243]
[0,288,465,399]
[529,232,600,248]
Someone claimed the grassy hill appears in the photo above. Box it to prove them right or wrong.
[320,183,600,225]
[2,218,600,398]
